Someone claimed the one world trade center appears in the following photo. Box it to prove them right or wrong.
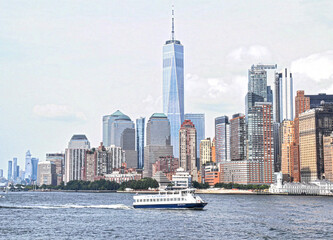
[163,7,184,158]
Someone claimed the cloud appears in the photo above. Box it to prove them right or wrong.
[33,104,87,121]
[227,45,271,62]
[185,73,247,114]
[291,51,333,82]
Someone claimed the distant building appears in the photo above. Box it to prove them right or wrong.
[0,169,3,178]
[247,102,274,184]
[104,171,141,184]
[102,110,134,147]
[13,158,17,180]
[299,104,333,182]
[163,11,184,158]
[120,128,137,168]
[31,158,39,182]
[215,116,230,162]
[37,161,57,186]
[267,86,273,103]
[24,150,32,180]
[230,113,246,161]
[179,120,197,173]
[323,133,333,182]
[211,138,216,163]
[204,163,220,186]
[293,90,310,182]
[184,113,205,166]
[84,148,97,182]
[8,160,12,180]
[65,134,90,183]
[200,138,212,166]
[136,117,145,169]
[305,93,333,109]
[46,153,65,185]
[143,113,173,178]
[281,120,296,182]
[172,168,192,188]
[152,156,179,181]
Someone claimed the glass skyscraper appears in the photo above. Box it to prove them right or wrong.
[136,117,145,169]
[163,9,184,158]
[8,160,12,180]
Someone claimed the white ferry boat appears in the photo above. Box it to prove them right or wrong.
[133,188,207,209]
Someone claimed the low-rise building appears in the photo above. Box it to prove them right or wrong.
[171,168,192,188]
[270,172,333,195]
[104,171,141,184]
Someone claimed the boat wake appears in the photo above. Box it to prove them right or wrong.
[0,204,132,210]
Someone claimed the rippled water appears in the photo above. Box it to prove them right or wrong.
[0,192,332,239]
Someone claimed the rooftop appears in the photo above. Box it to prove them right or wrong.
[151,113,167,119]
[71,134,88,141]
[111,110,131,121]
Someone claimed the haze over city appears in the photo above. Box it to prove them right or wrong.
[1,0,333,172]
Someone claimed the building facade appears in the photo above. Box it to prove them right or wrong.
[143,113,173,178]
[323,133,333,182]
[120,128,137,168]
[184,113,205,166]
[179,120,197,173]
[215,116,230,162]
[37,161,57,186]
[230,113,246,161]
[281,120,296,182]
[200,138,212,166]
[247,102,274,184]
[299,104,333,182]
[293,90,310,182]
[152,156,179,181]
[46,153,65,185]
[65,135,90,183]
[136,117,145,169]
[163,10,184,158]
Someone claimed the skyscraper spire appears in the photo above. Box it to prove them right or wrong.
[171,5,175,41]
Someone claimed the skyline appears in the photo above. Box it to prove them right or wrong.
[2,0,333,172]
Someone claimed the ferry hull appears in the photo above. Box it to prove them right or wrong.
[133,202,207,210]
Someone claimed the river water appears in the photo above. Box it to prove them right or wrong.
[0,192,332,239]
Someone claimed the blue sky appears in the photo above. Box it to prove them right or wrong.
[1,0,333,172]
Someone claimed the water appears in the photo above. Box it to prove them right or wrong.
[1,192,333,239]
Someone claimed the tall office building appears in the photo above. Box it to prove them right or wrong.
[281,120,296,182]
[275,68,294,121]
[31,158,39,182]
[247,102,274,184]
[293,90,310,182]
[102,110,134,147]
[230,113,246,161]
[144,113,173,178]
[267,86,273,103]
[136,117,145,169]
[323,133,333,182]
[120,128,137,168]
[179,120,197,173]
[299,103,333,182]
[185,113,205,167]
[200,138,212,166]
[12,158,17,180]
[305,93,333,109]
[37,161,57,186]
[8,160,12,180]
[163,8,184,158]
[65,134,90,183]
[24,150,32,180]
[215,116,230,162]
[46,153,65,185]
[0,169,3,178]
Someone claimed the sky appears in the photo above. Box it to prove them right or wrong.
[1,0,333,173]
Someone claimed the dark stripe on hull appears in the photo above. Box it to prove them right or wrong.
[133,203,207,210]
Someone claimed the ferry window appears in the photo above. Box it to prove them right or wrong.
[178,198,180,201]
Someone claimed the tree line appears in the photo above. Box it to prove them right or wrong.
[34,178,159,191]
